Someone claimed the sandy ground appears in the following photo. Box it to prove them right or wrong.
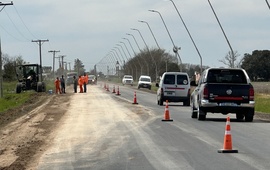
[0,88,71,170]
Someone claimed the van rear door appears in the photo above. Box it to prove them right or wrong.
[163,74,176,97]
[175,74,189,97]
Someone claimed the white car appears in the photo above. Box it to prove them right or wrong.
[122,75,133,86]
[138,75,151,90]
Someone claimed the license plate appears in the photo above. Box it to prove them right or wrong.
[165,92,175,96]
[219,103,237,106]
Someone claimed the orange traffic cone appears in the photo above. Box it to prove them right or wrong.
[106,84,110,92]
[116,86,121,95]
[218,117,238,153]
[162,100,173,121]
[132,91,138,104]
[112,85,116,93]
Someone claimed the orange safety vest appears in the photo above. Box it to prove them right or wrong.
[78,77,83,85]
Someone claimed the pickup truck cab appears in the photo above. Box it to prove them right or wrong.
[190,68,255,122]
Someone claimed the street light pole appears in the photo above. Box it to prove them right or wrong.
[207,0,235,68]
[120,41,138,81]
[266,0,270,10]
[126,33,149,75]
[167,0,203,73]
[149,9,182,71]
[131,28,158,82]
[123,38,143,75]
[138,20,160,49]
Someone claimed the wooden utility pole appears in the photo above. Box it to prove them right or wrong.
[48,50,60,79]
[59,55,66,76]
[0,1,13,98]
[32,39,49,81]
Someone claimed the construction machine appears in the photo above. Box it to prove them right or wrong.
[15,64,46,93]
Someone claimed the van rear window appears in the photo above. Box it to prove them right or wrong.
[164,75,175,84]
[177,75,188,85]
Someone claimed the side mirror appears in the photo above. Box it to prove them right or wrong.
[155,83,159,87]
[190,80,197,86]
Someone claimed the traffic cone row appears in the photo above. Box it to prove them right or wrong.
[218,117,238,153]
[162,100,173,121]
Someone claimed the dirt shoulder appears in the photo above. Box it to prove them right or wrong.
[0,91,71,170]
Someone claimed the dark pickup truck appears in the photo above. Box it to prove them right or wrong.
[190,68,255,122]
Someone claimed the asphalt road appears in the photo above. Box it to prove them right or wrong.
[37,82,270,170]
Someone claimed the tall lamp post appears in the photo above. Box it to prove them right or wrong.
[131,28,158,82]
[120,41,138,81]
[123,37,143,75]
[167,0,203,73]
[138,20,160,49]
[207,0,235,68]
[116,61,120,83]
[266,0,270,10]
[126,33,149,75]
[149,9,182,71]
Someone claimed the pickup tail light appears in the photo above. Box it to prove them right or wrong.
[203,86,209,99]
[249,86,254,101]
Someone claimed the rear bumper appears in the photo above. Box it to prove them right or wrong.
[200,99,255,113]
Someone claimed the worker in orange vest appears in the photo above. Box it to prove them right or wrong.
[78,75,83,93]
[54,77,61,94]
[83,73,88,93]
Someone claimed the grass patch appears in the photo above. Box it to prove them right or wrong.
[255,93,270,114]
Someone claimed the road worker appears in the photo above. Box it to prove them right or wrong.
[54,77,61,94]
[78,75,83,93]
[83,73,88,93]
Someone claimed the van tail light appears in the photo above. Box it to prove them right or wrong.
[249,86,254,101]
[203,86,209,99]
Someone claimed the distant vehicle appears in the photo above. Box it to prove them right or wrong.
[138,75,151,90]
[190,68,255,122]
[122,75,133,86]
[66,72,78,86]
[88,75,97,85]
[156,72,190,106]
[15,64,46,93]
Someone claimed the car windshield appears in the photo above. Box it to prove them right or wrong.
[124,76,132,79]
[141,78,150,82]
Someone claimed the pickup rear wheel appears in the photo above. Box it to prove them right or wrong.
[236,113,244,121]
[245,109,254,122]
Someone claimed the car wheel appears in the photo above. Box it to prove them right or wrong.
[198,108,206,121]
[245,109,254,122]
[183,99,190,106]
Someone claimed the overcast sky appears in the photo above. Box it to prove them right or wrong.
[1,0,270,72]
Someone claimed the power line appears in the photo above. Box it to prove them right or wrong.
[13,5,38,39]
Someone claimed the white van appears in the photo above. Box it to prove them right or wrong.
[156,72,190,106]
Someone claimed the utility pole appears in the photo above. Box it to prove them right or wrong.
[32,39,49,81]
[0,1,13,98]
[48,50,60,79]
[59,55,66,76]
